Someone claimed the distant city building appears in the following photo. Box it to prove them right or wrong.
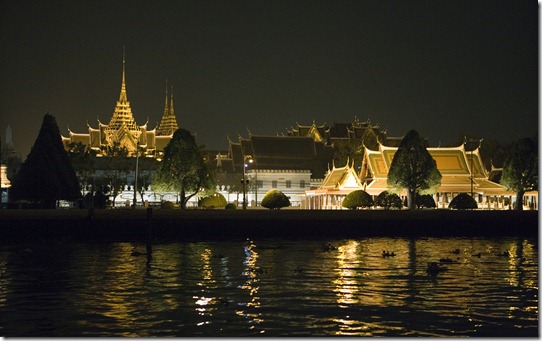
[61,53,179,159]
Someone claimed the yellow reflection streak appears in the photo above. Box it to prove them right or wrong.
[333,240,360,307]
[236,241,263,324]
[193,247,217,319]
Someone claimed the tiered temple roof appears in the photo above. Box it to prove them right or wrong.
[61,52,178,158]
[216,134,334,179]
[156,83,179,136]
[360,142,510,196]
[319,159,363,193]
[288,117,389,148]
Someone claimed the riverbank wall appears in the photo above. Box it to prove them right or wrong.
[0,209,538,243]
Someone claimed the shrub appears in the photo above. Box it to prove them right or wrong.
[225,203,236,210]
[199,193,227,209]
[416,194,436,209]
[161,201,175,209]
[448,193,478,210]
[376,191,403,210]
[261,190,291,210]
[342,190,374,210]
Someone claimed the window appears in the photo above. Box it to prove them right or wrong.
[300,180,305,188]
[286,180,291,188]
[257,180,263,188]
[272,180,277,188]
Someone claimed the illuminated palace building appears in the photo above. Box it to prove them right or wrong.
[61,55,178,158]
[213,119,537,210]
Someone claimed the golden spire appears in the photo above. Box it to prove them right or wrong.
[163,80,169,118]
[119,46,128,103]
[169,85,175,118]
[156,82,179,136]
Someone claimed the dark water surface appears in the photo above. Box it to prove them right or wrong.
[0,237,537,336]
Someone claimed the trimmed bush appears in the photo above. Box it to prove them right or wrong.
[416,194,436,209]
[225,203,236,210]
[261,190,291,210]
[342,190,374,210]
[199,193,227,209]
[376,191,403,210]
[448,193,478,210]
[161,201,175,209]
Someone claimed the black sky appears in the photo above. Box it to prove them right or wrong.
[1,0,538,158]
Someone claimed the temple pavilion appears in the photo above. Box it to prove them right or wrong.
[61,54,178,159]
[303,140,532,210]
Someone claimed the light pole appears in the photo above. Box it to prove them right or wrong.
[242,155,253,209]
[464,137,483,199]
[133,143,139,209]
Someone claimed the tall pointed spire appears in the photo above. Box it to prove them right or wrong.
[119,45,128,103]
[169,85,175,118]
[106,47,140,152]
[157,81,179,136]
[163,79,169,118]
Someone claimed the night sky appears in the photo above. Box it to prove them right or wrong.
[1,0,538,159]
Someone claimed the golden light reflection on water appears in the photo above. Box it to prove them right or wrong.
[237,240,264,327]
[0,237,537,337]
[333,240,360,306]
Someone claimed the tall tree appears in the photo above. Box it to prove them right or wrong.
[500,137,538,210]
[153,129,214,209]
[10,113,81,208]
[387,130,442,210]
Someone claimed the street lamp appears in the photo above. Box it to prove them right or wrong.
[133,143,140,209]
[464,137,483,198]
[242,155,253,209]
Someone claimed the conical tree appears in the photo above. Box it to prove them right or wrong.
[10,113,81,208]
[387,130,442,210]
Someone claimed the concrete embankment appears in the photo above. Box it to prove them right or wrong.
[0,209,538,243]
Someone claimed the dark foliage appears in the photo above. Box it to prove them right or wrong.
[375,191,403,210]
[10,114,81,208]
[448,193,478,210]
[500,138,538,210]
[199,193,227,209]
[342,190,374,210]
[154,129,214,209]
[416,194,436,209]
[387,130,442,210]
[261,190,291,210]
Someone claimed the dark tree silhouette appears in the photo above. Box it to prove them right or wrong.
[153,129,214,209]
[10,113,81,208]
[448,193,478,210]
[387,130,442,210]
[500,138,538,210]
[375,191,402,210]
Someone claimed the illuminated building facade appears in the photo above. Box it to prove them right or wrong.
[303,141,537,210]
[61,54,178,158]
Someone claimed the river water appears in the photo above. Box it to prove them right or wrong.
[0,237,537,337]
